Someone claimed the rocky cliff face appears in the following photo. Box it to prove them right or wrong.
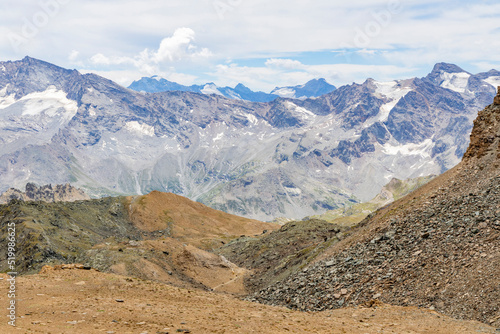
[0,183,90,204]
[0,57,499,220]
[250,94,500,327]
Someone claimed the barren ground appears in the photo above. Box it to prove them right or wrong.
[0,269,495,334]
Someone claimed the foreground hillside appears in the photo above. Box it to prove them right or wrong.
[0,191,277,293]
[252,91,500,327]
[0,268,495,333]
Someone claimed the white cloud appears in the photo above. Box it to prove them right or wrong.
[88,27,213,76]
[153,27,204,62]
[69,50,79,62]
[265,58,305,70]
[1,1,499,90]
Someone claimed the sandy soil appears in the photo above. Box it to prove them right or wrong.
[0,269,495,334]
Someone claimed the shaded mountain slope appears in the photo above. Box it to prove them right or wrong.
[252,94,500,327]
[216,219,349,293]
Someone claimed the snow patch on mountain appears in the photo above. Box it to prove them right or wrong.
[124,121,155,137]
[213,132,224,142]
[246,114,259,125]
[382,139,433,158]
[483,76,500,89]
[201,84,223,96]
[0,86,16,110]
[272,88,296,99]
[285,101,316,122]
[373,81,412,122]
[439,72,471,93]
[20,86,78,120]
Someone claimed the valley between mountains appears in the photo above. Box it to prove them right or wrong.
[0,57,500,333]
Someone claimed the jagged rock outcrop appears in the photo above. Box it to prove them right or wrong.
[494,87,500,105]
[0,183,90,204]
[250,95,500,327]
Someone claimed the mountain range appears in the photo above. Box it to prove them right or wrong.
[0,86,499,331]
[0,57,499,220]
[128,76,337,102]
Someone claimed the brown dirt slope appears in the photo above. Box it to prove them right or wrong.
[0,269,495,334]
[252,95,500,327]
[128,191,279,249]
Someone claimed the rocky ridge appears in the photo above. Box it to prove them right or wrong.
[250,93,500,327]
[0,183,90,204]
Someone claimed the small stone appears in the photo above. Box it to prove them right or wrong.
[325,261,335,267]
[136,321,146,325]
[340,289,348,295]
[115,299,124,303]
[373,293,382,299]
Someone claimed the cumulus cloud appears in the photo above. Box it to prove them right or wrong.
[89,28,213,75]
[152,27,209,62]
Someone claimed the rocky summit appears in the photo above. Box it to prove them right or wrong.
[250,93,500,327]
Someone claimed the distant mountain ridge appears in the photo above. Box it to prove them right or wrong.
[128,76,280,102]
[0,56,499,220]
[271,78,336,99]
[128,77,336,102]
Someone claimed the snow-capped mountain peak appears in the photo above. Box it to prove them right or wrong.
[271,78,336,99]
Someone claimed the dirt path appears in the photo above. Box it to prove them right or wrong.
[0,270,495,334]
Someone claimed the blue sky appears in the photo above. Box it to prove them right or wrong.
[1,0,500,92]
